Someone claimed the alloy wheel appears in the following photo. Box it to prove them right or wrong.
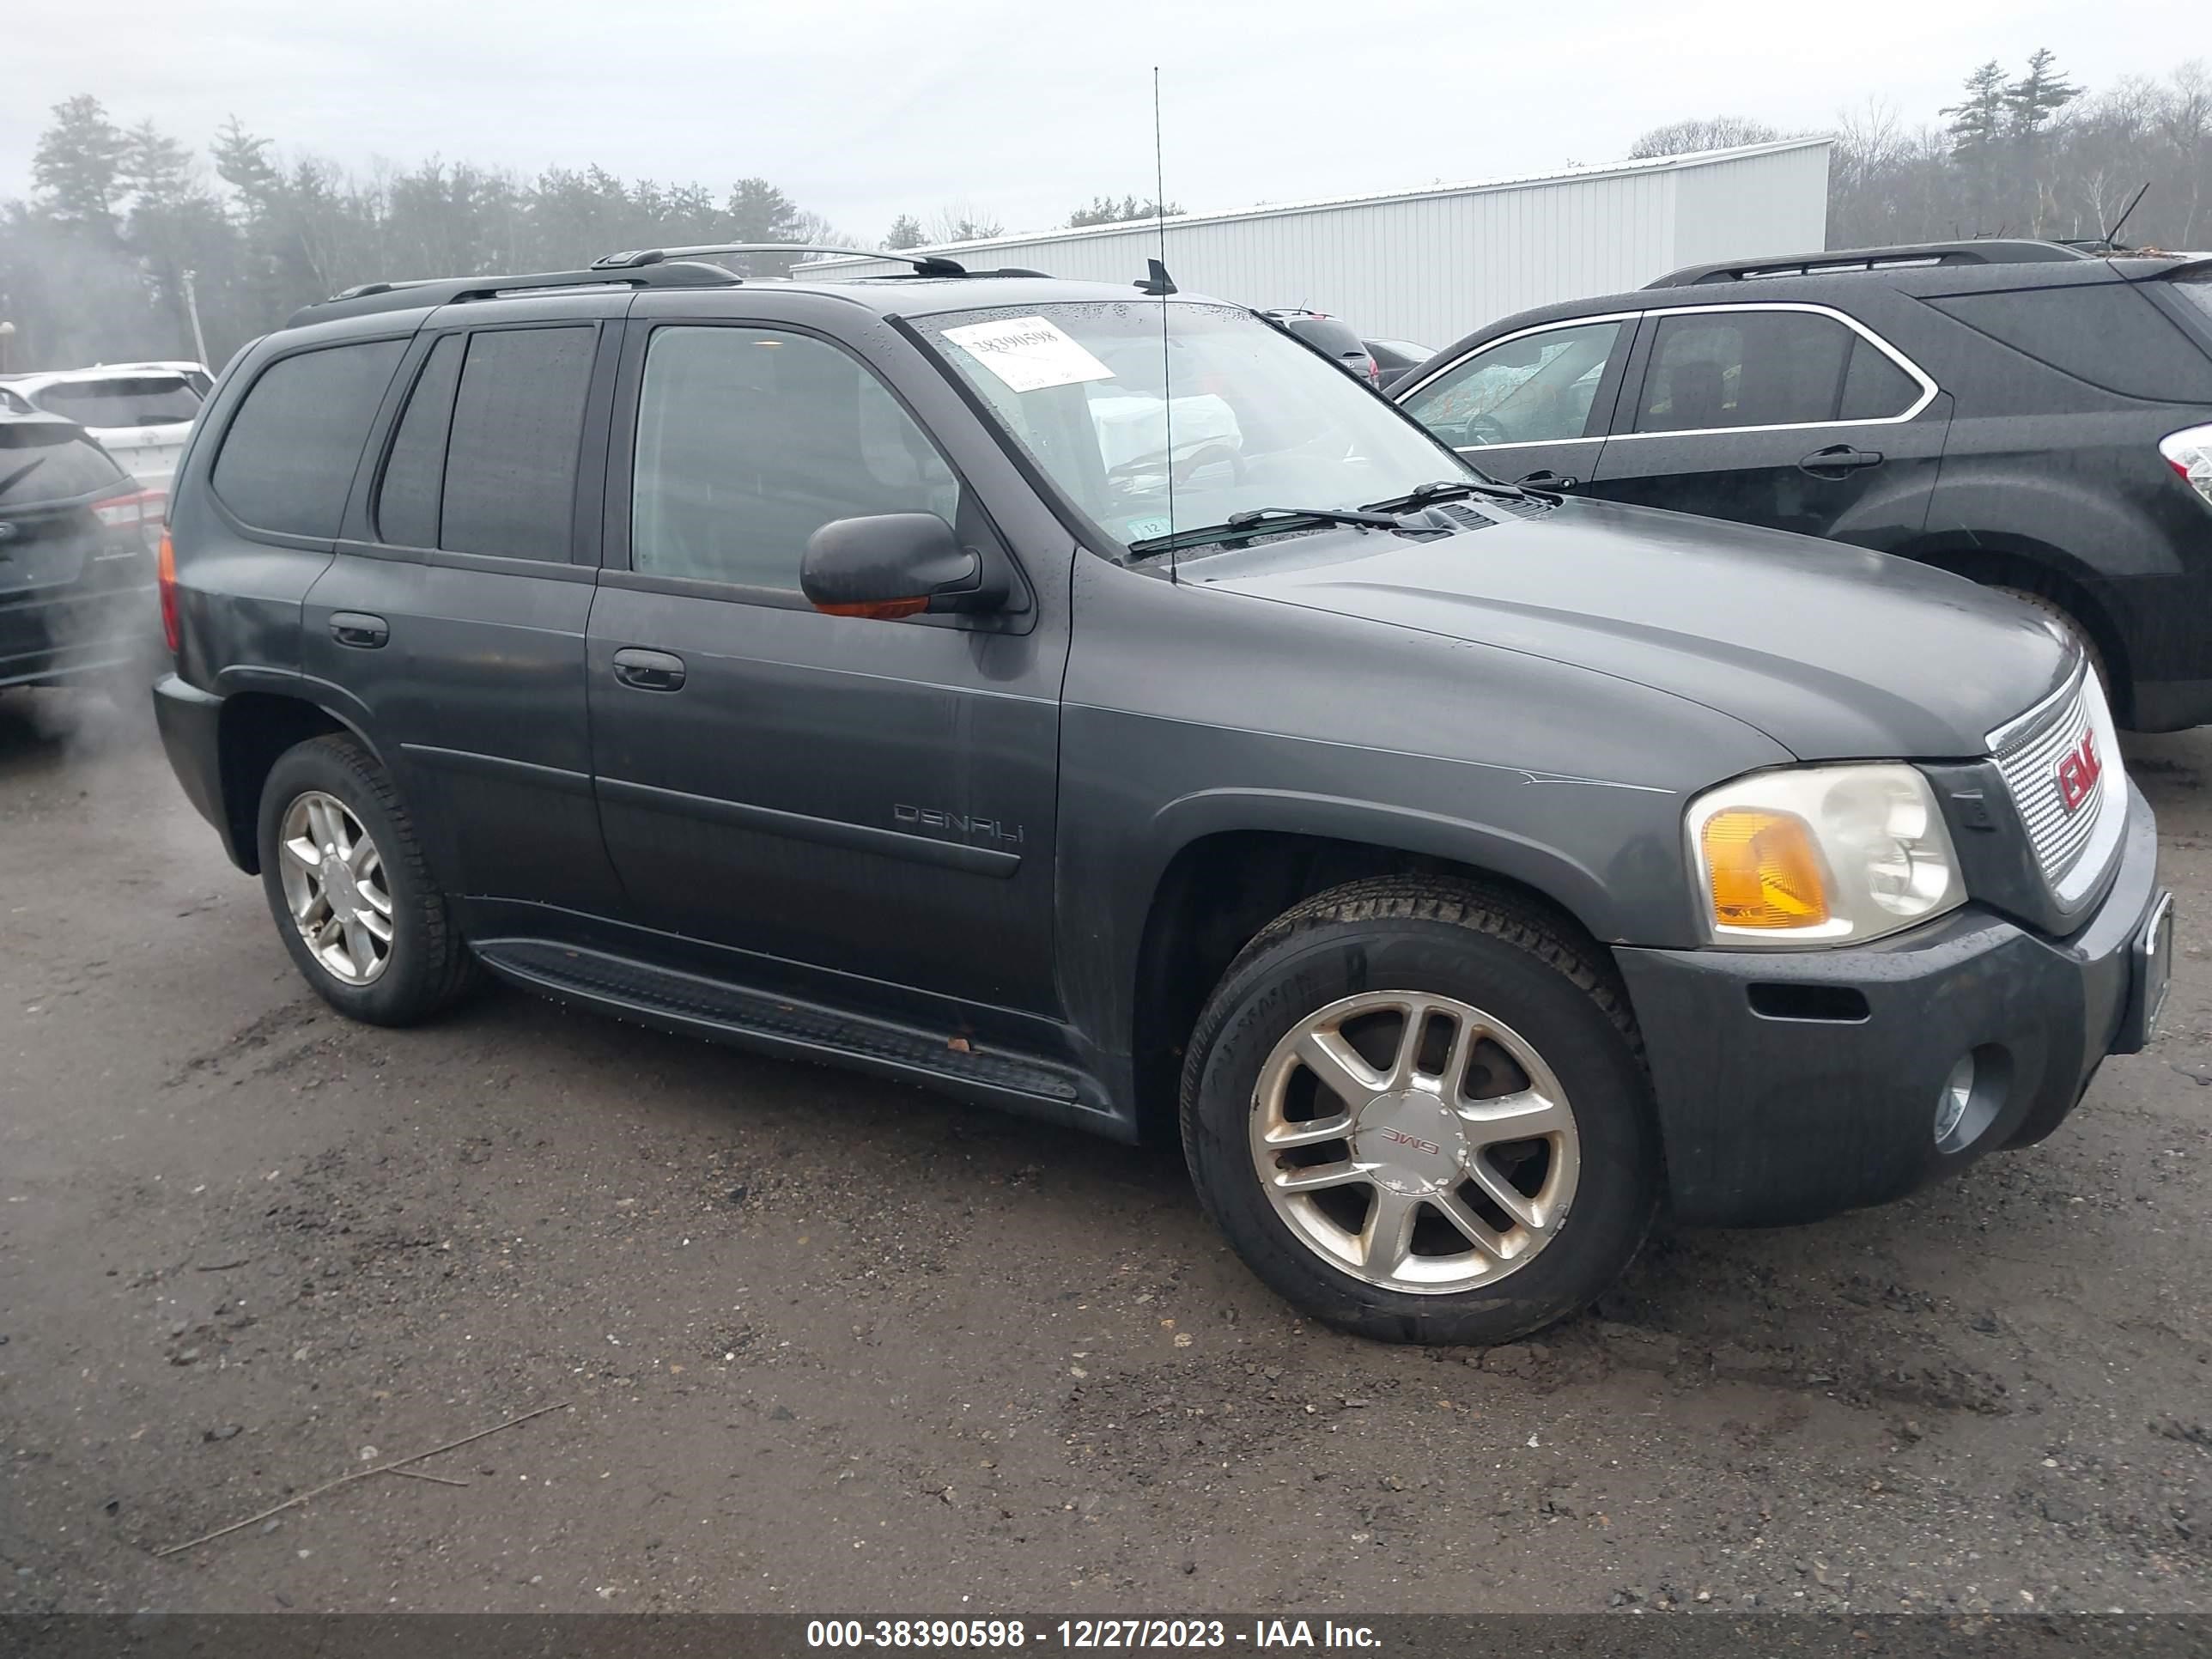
[1249,990,1581,1292]
[276,790,394,987]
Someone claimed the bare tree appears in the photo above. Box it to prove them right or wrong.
[1627,116,1783,159]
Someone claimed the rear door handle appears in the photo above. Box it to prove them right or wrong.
[611,647,686,692]
[1516,469,1579,490]
[1798,445,1884,477]
[329,611,389,648]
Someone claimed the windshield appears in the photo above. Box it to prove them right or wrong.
[915,301,1475,551]
[32,375,202,428]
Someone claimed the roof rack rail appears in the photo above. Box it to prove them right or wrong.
[592,242,969,277]
[1646,238,2094,288]
[287,258,741,326]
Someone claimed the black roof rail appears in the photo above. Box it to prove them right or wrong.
[285,258,740,327]
[1646,239,2095,288]
[592,242,969,277]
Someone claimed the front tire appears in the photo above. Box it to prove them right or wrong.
[256,734,479,1026]
[1180,876,1660,1345]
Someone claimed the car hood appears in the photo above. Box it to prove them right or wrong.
[1191,497,2073,760]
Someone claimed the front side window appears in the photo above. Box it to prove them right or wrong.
[916,301,1468,548]
[630,325,960,589]
[212,340,406,538]
[439,325,596,560]
[1400,320,1622,449]
[1633,309,1875,434]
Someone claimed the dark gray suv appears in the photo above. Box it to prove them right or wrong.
[152,246,2172,1344]
[1394,239,2212,731]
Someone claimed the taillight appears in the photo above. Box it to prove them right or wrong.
[92,486,166,556]
[157,529,179,654]
[2161,423,2212,510]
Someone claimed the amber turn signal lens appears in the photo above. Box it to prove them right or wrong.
[156,530,180,655]
[1700,807,1831,928]
[811,596,928,621]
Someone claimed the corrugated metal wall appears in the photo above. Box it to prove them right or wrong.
[806,140,1831,351]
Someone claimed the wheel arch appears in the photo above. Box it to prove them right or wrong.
[1126,816,1620,1147]
[1898,531,2134,720]
[215,690,382,873]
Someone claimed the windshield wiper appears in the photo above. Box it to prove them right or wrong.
[1126,505,1406,559]
[1358,477,1540,514]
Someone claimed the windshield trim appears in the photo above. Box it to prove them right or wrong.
[902,298,1492,567]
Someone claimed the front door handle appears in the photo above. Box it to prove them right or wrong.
[329,611,389,648]
[1516,469,1579,490]
[611,647,686,692]
[1798,445,1884,478]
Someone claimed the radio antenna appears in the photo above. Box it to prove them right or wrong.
[1152,66,1177,586]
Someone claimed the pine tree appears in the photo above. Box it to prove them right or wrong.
[2006,48,2081,138]
[884,214,925,249]
[30,94,127,234]
[1942,61,2008,157]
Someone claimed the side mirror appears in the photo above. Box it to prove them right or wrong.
[800,513,1007,620]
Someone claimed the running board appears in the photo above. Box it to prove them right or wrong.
[472,938,1105,1121]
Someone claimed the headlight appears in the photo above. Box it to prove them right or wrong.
[1686,764,1965,947]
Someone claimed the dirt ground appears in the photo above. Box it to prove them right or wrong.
[3,686,2209,1618]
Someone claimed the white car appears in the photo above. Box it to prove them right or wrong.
[1,362,210,490]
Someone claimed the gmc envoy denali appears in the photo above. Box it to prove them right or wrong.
[153,246,2172,1344]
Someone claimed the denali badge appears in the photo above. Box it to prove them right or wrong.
[2056,729,2102,814]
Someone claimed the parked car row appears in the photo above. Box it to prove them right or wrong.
[0,362,208,692]
[143,237,2175,1345]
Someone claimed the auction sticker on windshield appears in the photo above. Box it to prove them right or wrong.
[941,316,1115,393]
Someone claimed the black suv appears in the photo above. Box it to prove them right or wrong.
[1394,240,2212,730]
[154,246,2170,1344]
[0,402,166,690]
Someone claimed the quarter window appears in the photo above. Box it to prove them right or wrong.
[1633,310,1911,433]
[1401,320,1622,447]
[439,325,597,560]
[630,325,960,589]
[211,340,405,538]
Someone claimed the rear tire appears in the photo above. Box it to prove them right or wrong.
[256,734,481,1026]
[1180,876,1661,1346]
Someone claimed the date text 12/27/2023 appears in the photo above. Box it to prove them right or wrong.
[804,1620,1382,1650]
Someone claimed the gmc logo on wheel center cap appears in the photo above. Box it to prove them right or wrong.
[1376,1125,1443,1157]
[2057,728,2102,815]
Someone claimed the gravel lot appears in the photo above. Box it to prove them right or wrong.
[3,686,2209,1616]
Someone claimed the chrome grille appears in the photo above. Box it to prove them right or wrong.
[1987,663,2123,902]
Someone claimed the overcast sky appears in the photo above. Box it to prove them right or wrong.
[0,0,2187,244]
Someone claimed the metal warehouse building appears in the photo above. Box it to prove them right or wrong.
[814,138,1832,350]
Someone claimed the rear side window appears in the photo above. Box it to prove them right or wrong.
[2165,276,2212,328]
[1634,309,1878,433]
[0,424,126,507]
[212,341,405,538]
[1837,340,1923,421]
[374,334,465,549]
[33,375,202,428]
[437,326,596,560]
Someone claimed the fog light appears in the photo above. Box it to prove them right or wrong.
[1934,1054,1975,1146]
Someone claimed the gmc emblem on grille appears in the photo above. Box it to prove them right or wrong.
[2056,729,2102,814]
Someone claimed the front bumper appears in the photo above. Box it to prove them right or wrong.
[1613,782,2166,1228]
